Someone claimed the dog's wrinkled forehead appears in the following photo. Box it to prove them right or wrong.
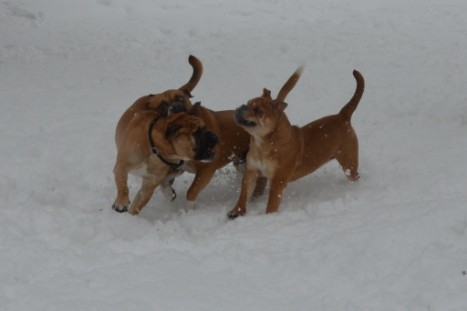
[247,88,273,108]
[170,113,205,131]
[165,114,207,141]
[248,97,267,107]
[161,90,193,115]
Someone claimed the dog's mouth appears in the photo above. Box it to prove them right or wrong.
[235,105,257,127]
[194,129,219,162]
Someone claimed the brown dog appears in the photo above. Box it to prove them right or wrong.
[228,70,365,218]
[160,67,304,206]
[115,55,203,143]
[112,108,218,215]
[112,55,220,215]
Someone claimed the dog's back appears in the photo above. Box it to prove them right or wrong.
[296,70,364,181]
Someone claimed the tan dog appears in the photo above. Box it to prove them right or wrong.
[160,67,304,205]
[112,55,220,215]
[112,108,219,215]
[228,70,365,218]
[115,55,203,143]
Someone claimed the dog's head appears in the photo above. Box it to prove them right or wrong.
[234,66,303,137]
[145,55,204,115]
[161,113,219,162]
[235,88,288,137]
[147,89,193,116]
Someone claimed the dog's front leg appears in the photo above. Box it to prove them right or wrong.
[128,176,162,215]
[112,161,130,213]
[252,176,268,199]
[160,169,184,202]
[265,175,289,214]
[228,169,259,218]
[186,166,217,206]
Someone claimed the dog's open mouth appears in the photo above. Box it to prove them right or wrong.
[197,149,216,163]
[235,105,257,127]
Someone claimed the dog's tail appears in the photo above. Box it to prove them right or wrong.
[179,55,203,94]
[339,70,365,120]
[275,66,304,102]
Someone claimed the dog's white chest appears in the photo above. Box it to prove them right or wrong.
[248,158,273,178]
[130,163,149,177]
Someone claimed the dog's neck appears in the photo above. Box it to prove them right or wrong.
[251,112,294,150]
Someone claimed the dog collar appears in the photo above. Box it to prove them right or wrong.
[148,116,185,170]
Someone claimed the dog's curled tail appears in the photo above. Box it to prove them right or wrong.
[179,55,203,93]
[339,70,365,120]
[276,65,304,102]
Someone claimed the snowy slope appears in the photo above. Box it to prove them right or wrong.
[1,0,466,310]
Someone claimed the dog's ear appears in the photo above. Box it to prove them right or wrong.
[272,100,288,112]
[189,101,202,115]
[262,88,272,99]
[165,123,182,139]
[183,88,193,98]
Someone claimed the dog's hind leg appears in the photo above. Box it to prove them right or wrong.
[112,162,131,213]
[335,134,359,182]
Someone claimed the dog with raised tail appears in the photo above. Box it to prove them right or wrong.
[228,69,365,218]
[159,66,305,206]
[112,55,217,215]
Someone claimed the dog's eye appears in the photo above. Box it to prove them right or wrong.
[253,106,263,115]
[165,123,182,138]
[175,96,184,102]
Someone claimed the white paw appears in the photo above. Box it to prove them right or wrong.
[186,200,197,209]
[161,185,176,202]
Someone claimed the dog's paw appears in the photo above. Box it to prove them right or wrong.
[128,208,140,215]
[112,204,128,213]
[186,200,197,209]
[161,185,177,202]
[227,207,245,219]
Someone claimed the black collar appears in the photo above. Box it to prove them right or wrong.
[148,116,185,170]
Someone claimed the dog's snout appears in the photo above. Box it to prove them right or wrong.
[194,129,219,162]
[235,105,247,121]
[205,131,219,148]
[235,104,257,127]
[168,101,187,115]
[236,104,248,114]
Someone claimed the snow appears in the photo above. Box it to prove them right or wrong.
[1,0,466,310]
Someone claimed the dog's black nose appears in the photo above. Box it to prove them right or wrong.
[168,101,187,115]
[234,105,247,122]
[235,104,257,127]
[205,131,219,148]
[194,129,219,162]
[235,104,247,114]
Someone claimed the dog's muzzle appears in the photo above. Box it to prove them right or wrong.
[235,105,257,127]
[168,100,188,115]
[194,129,219,162]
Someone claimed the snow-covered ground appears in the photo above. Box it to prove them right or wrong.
[1,0,466,310]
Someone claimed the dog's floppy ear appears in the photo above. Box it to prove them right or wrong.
[262,88,272,99]
[189,101,202,115]
[272,100,288,112]
[183,88,193,98]
[165,123,182,139]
